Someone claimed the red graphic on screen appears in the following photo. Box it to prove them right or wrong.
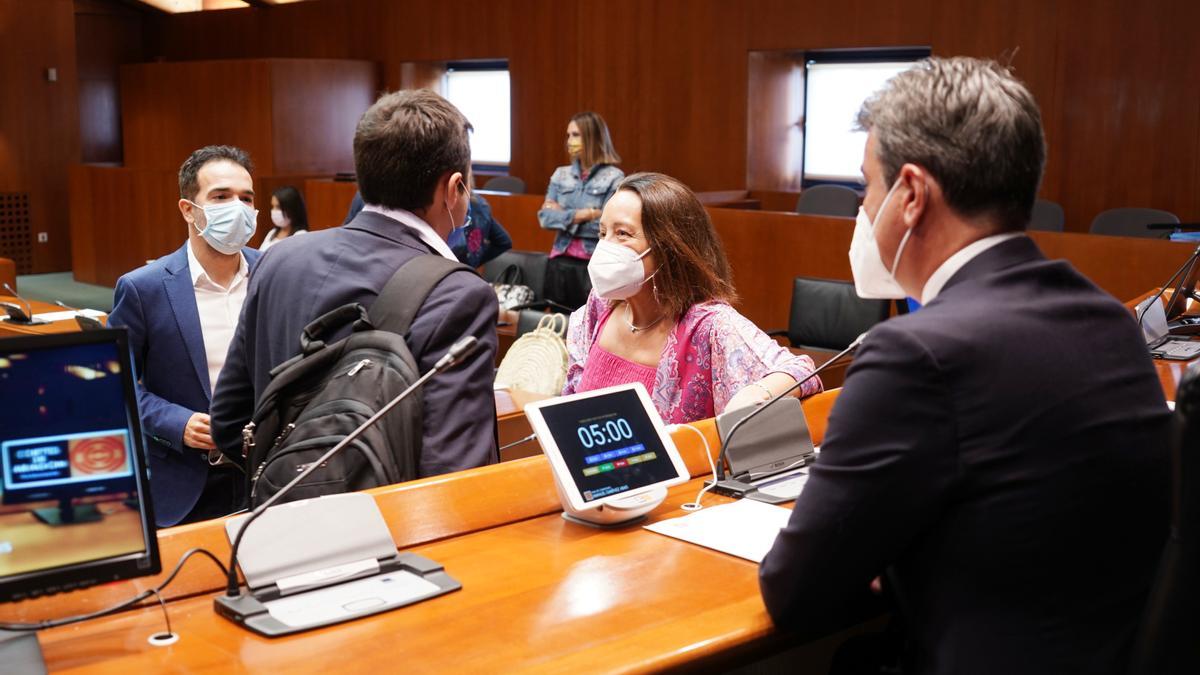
[69,435,128,475]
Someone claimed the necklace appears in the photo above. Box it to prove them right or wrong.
[623,303,665,333]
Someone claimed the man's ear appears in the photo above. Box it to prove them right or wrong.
[896,164,930,230]
[179,198,197,227]
[447,171,468,207]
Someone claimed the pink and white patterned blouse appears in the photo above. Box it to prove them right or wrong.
[564,293,823,424]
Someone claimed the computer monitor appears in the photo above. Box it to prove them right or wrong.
[0,329,159,605]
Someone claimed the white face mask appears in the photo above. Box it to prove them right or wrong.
[848,182,912,299]
[588,240,653,300]
[270,208,286,228]
[188,199,258,255]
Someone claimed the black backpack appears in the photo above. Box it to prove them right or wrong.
[241,255,470,508]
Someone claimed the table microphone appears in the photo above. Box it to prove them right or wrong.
[222,335,484,598]
[709,333,867,497]
[1135,243,1200,332]
[1,282,46,325]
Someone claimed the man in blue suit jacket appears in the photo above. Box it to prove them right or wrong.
[211,90,498,487]
[109,146,262,527]
[759,58,1170,674]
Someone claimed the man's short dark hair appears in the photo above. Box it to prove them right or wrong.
[856,57,1046,232]
[354,90,473,212]
[178,145,254,201]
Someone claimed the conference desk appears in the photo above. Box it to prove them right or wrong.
[0,298,103,338]
[4,395,858,674]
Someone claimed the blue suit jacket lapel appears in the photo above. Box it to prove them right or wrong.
[162,247,212,401]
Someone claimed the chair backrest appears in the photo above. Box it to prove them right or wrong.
[1089,208,1179,239]
[515,309,567,338]
[1128,363,1200,674]
[795,185,859,218]
[482,250,549,300]
[1028,199,1065,232]
[787,276,890,351]
[483,176,526,194]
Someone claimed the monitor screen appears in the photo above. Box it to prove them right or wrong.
[0,330,159,603]
[533,386,684,504]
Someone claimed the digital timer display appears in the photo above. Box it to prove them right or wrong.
[537,388,677,502]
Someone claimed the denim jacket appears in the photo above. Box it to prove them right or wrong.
[537,159,625,257]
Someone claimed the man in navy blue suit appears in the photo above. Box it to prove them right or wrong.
[109,145,263,527]
[759,58,1170,674]
[210,90,498,487]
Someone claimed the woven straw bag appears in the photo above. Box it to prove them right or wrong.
[495,313,569,396]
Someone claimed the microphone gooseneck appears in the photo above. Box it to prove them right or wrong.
[223,335,484,597]
[713,333,866,486]
[2,282,34,323]
[1136,244,1200,331]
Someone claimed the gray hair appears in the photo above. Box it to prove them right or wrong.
[856,56,1045,231]
[178,145,253,200]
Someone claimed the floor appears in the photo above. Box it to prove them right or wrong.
[15,273,114,313]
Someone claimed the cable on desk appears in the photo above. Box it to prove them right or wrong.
[0,547,228,632]
[670,423,716,512]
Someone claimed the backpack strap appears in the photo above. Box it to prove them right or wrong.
[369,255,473,335]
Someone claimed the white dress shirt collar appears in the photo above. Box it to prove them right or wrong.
[360,204,458,262]
[186,240,248,291]
[921,232,1025,304]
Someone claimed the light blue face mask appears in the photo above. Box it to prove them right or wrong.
[188,198,258,255]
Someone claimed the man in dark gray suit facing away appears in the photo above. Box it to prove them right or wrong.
[759,57,1170,675]
[210,90,498,479]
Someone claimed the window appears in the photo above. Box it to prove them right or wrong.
[802,49,929,185]
[443,62,511,167]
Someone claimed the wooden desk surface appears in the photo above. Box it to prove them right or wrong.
[0,297,102,337]
[7,413,845,673]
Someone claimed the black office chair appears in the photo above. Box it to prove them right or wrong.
[482,250,549,301]
[515,309,568,338]
[1128,362,1200,674]
[1028,198,1065,232]
[483,176,526,194]
[768,276,891,352]
[1089,207,1178,239]
[795,185,859,218]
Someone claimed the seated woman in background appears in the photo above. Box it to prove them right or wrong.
[260,186,309,251]
[563,172,821,423]
[448,193,513,268]
[538,111,625,310]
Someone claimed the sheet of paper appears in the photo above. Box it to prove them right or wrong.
[645,499,793,563]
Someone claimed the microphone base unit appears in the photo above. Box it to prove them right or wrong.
[215,492,461,637]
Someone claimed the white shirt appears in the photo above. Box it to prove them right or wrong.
[360,204,458,261]
[259,227,306,252]
[921,232,1025,305]
[186,241,249,393]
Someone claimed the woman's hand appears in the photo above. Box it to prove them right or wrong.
[571,207,601,224]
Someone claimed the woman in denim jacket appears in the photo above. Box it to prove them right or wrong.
[538,111,624,310]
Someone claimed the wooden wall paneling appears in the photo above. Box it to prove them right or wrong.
[478,192,551,253]
[746,0,934,53]
[1049,0,1200,232]
[75,1,148,164]
[304,178,357,231]
[120,60,276,173]
[70,165,185,287]
[929,0,1064,222]
[1028,231,1196,303]
[0,0,80,273]
[746,51,805,193]
[269,59,378,175]
[578,0,749,191]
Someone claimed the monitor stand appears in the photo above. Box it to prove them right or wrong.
[0,630,47,675]
[560,486,668,529]
[33,499,101,526]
